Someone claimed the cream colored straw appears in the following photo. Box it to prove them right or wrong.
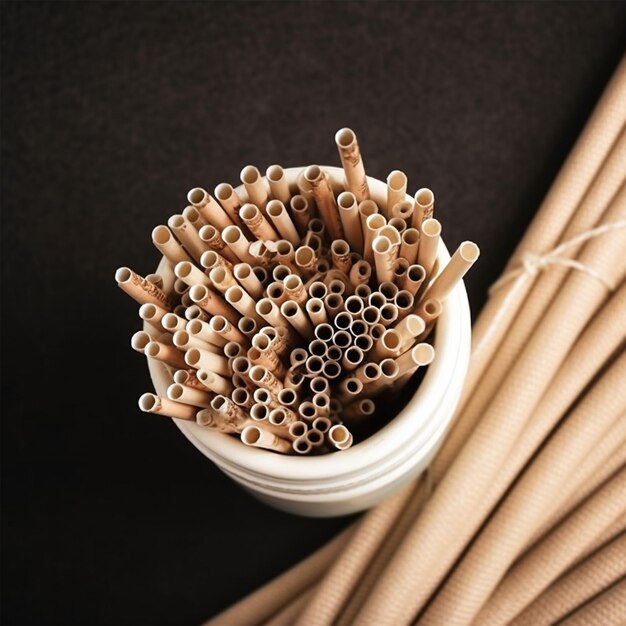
[131,331,153,354]
[412,187,435,228]
[187,187,234,231]
[395,314,426,348]
[241,425,292,454]
[416,217,441,277]
[144,340,186,369]
[304,165,344,240]
[196,369,233,396]
[294,245,318,277]
[225,285,261,323]
[138,392,196,421]
[327,424,353,451]
[167,383,212,408]
[331,239,352,274]
[400,228,420,265]
[373,236,396,283]
[266,164,291,204]
[363,213,386,265]
[281,300,314,338]
[240,165,269,209]
[231,263,263,300]
[173,330,217,353]
[200,249,233,273]
[402,264,426,296]
[214,183,242,223]
[174,260,211,288]
[151,225,194,266]
[198,225,240,264]
[167,213,208,262]
[335,127,370,202]
[421,240,481,303]
[184,347,230,376]
[182,205,207,229]
[115,267,174,310]
[240,203,279,241]
[386,170,408,218]
[390,203,413,223]
[266,199,300,245]
[289,194,312,236]
[337,191,364,253]
[186,319,226,347]
[221,225,254,264]
[189,284,239,325]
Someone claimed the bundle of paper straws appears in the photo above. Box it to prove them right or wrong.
[116,128,479,455]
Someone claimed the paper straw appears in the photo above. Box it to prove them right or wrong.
[422,240,481,303]
[379,281,399,301]
[199,225,240,264]
[265,199,300,245]
[509,533,626,626]
[283,274,308,304]
[144,340,186,369]
[402,264,426,296]
[232,387,253,409]
[223,341,243,360]
[312,393,331,416]
[416,217,441,277]
[416,298,443,337]
[186,319,226,347]
[394,290,414,319]
[395,314,426,348]
[187,187,234,231]
[372,236,396,283]
[174,260,211,288]
[182,205,208,229]
[210,395,253,432]
[240,165,269,210]
[354,333,373,353]
[369,323,384,341]
[400,228,420,265]
[221,225,254,264]
[167,213,209,262]
[342,346,364,372]
[281,300,314,338]
[200,249,233,273]
[231,263,263,300]
[131,330,153,354]
[173,329,217,353]
[363,213,386,266]
[189,284,239,325]
[335,128,370,202]
[331,239,352,274]
[411,187,435,229]
[308,339,328,358]
[322,360,341,380]
[167,382,212,408]
[289,194,312,236]
[386,170,408,218]
[337,191,364,254]
[305,428,325,449]
[214,182,242,223]
[304,298,327,326]
[184,304,209,323]
[115,267,174,310]
[312,417,332,435]
[240,202,279,241]
[327,424,353,451]
[237,316,257,339]
[138,392,196,421]
[392,258,409,284]
[394,342,435,376]
[248,346,286,379]
[249,365,284,395]
[338,377,363,401]
[184,347,230,376]
[358,199,379,240]
[145,272,164,289]
[355,362,381,385]
[374,329,403,360]
[151,225,194,266]
[265,164,291,205]
[209,315,247,344]
[379,303,399,327]
[294,245,318,277]
[292,436,313,455]
[196,369,233,396]
[224,285,260,323]
[305,165,343,240]
[269,406,298,428]
[390,203,413,224]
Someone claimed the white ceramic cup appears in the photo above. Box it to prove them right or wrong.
[146,166,471,517]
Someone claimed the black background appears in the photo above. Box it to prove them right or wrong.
[1,2,624,624]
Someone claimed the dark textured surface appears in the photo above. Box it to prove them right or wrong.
[1,2,624,624]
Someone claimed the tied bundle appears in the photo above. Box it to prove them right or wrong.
[116,127,479,455]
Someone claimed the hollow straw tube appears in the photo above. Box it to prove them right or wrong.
[386,170,407,219]
[187,187,234,231]
[167,213,208,262]
[240,165,269,210]
[221,225,255,264]
[214,182,242,223]
[144,340,187,369]
[151,225,194,266]
[174,260,211,288]
[240,203,279,241]
[400,228,420,266]
[166,383,212,408]
[304,165,344,240]
[416,218,441,278]
[115,267,175,310]
[421,241,481,303]
[335,127,370,202]
[196,369,233,396]
[337,191,364,254]
[266,199,300,245]
[138,393,196,421]
[266,164,291,204]
[412,187,435,228]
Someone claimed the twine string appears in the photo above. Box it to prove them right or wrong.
[474,221,626,360]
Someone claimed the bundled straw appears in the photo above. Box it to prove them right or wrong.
[205,56,626,623]
[117,128,478,456]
